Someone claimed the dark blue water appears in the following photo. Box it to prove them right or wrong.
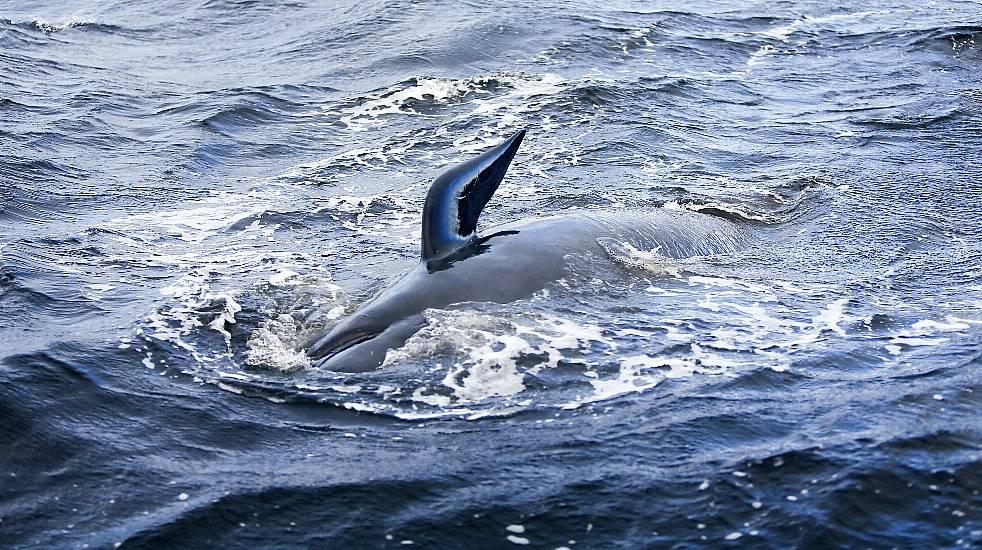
[2,0,981,547]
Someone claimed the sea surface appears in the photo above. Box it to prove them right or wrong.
[2,0,981,547]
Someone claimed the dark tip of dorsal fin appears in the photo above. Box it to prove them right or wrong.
[420,129,526,260]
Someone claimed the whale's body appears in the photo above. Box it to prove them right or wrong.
[307,131,749,372]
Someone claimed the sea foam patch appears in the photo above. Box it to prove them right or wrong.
[337,73,565,132]
[108,192,279,243]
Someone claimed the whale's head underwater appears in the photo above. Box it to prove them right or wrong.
[306,130,751,372]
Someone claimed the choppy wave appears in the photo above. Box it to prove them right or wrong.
[0,17,122,34]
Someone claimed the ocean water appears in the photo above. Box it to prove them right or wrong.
[2,0,981,547]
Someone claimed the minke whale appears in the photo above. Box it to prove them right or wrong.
[307,129,750,372]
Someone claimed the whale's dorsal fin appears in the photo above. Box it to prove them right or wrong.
[420,129,526,260]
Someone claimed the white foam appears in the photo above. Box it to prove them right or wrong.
[384,310,614,411]
[665,200,775,223]
[29,16,94,33]
[815,298,849,336]
[147,263,338,376]
[889,337,949,347]
[338,74,564,133]
[109,193,274,243]
[85,283,116,292]
[759,11,886,42]
[377,277,877,416]
[443,333,533,401]
[340,77,482,130]
[599,239,680,276]
[760,19,806,42]
[309,195,419,243]
[245,314,312,372]
[268,269,301,286]
[877,315,979,359]
[577,355,694,406]
[910,318,971,333]
[746,45,776,67]
[208,293,241,348]
[411,388,452,407]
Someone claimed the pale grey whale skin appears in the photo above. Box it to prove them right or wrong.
[307,131,750,372]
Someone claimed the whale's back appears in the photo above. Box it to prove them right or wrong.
[572,207,752,259]
[488,207,751,263]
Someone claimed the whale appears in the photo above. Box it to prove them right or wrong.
[307,129,750,372]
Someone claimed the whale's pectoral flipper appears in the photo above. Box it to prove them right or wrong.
[420,129,526,259]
